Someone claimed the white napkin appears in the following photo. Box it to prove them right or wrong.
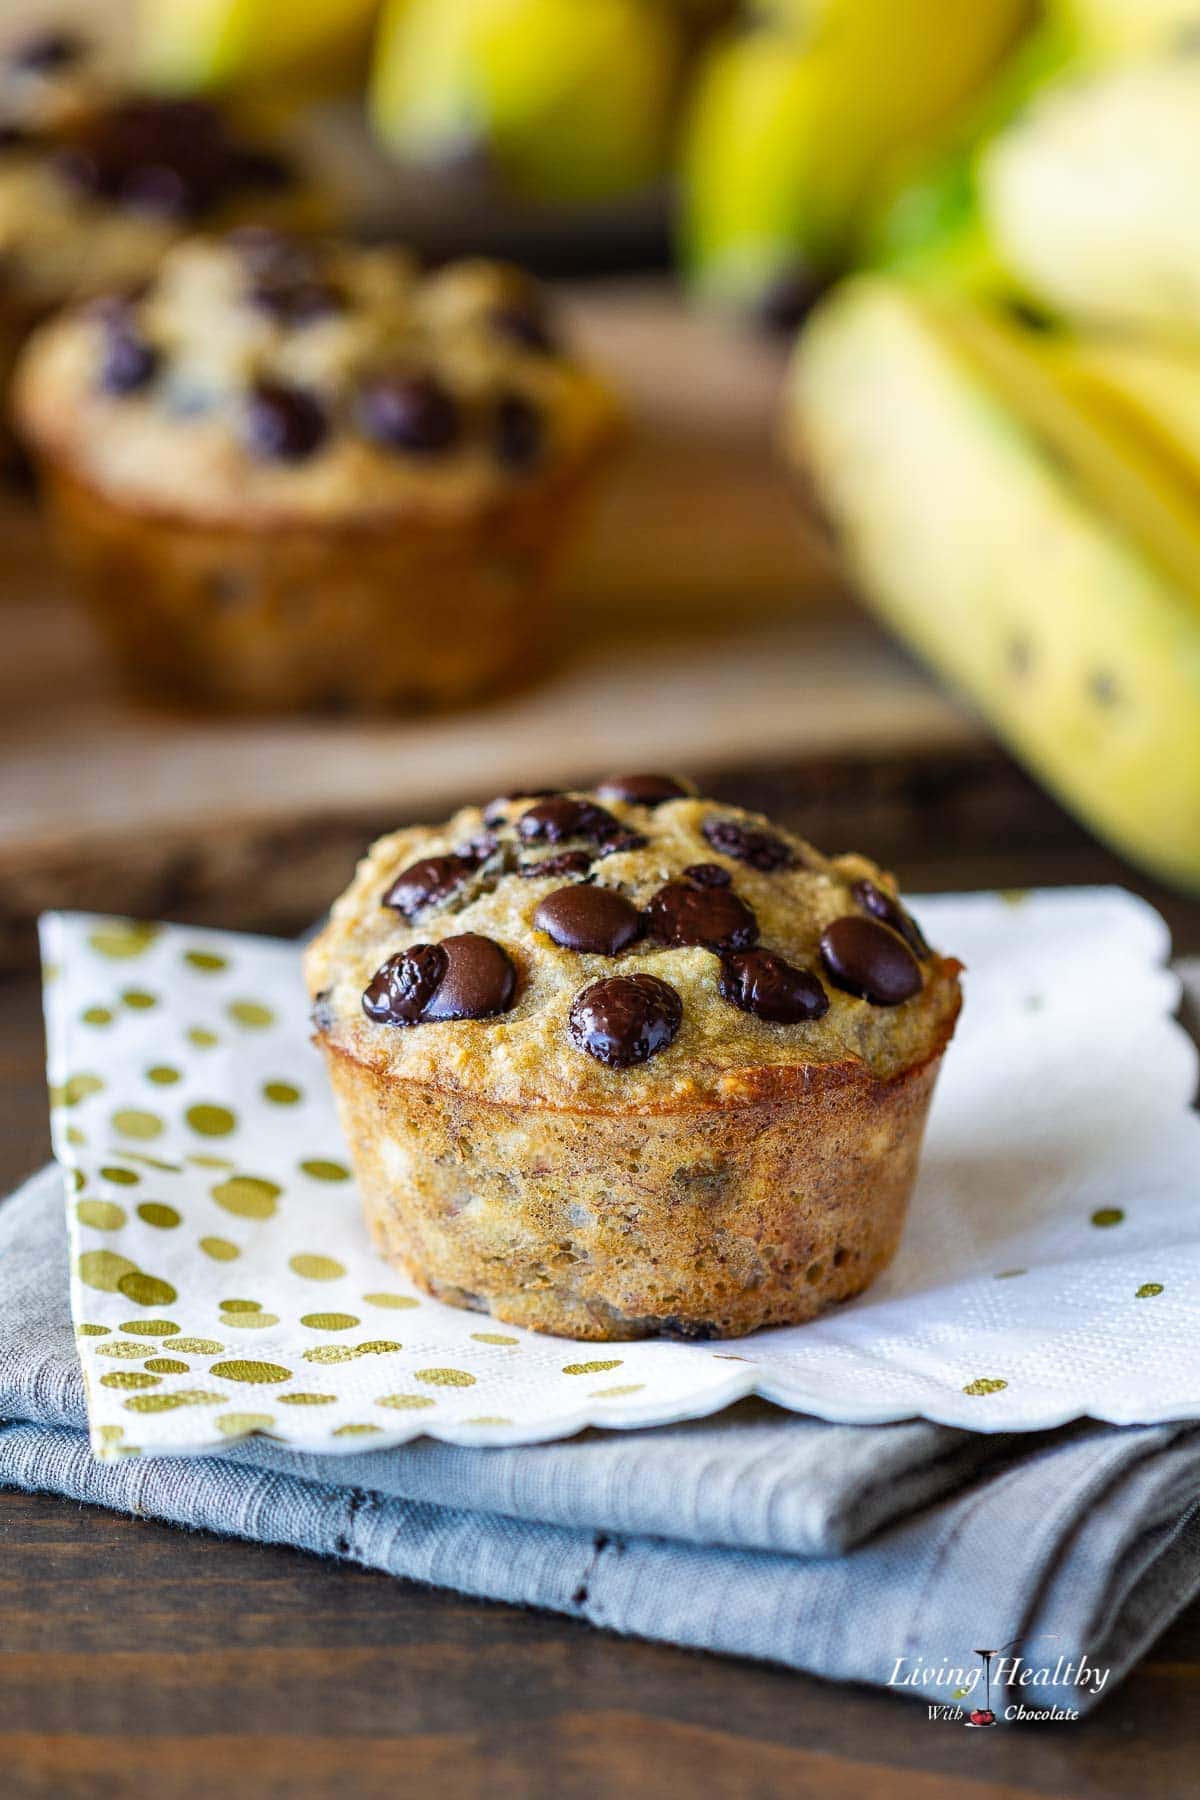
[40,889,1200,1460]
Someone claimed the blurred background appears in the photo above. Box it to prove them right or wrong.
[2,0,1199,970]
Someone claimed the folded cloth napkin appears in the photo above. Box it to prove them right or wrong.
[3,1163,1200,1715]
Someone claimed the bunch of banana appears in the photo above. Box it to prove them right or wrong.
[978,48,1200,337]
[679,0,1032,318]
[789,280,1200,887]
[784,3,1200,889]
[368,0,689,204]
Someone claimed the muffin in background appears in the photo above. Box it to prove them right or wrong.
[14,231,621,711]
[0,24,320,424]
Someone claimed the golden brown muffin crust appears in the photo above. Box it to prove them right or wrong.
[305,789,962,1112]
[15,235,619,525]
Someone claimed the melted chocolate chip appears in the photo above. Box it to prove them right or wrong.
[517,796,621,846]
[362,942,447,1025]
[597,773,689,807]
[534,885,642,956]
[250,276,344,326]
[517,850,592,880]
[52,98,292,221]
[9,29,82,72]
[645,880,758,952]
[594,831,648,858]
[482,788,558,828]
[494,392,542,471]
[568,974,682,1068]
[717,950,829,1025]
[362,933,515,1026]
[423,933,516,1021]
[851,878,931,961]
[681,863,730,888]
[383,853,479,920]
[358,373,459,455]
[244,380,327,462]
[491,301,557,354]
[819,917,922,1007]
[98,320,158,395]
[702,817,794,872]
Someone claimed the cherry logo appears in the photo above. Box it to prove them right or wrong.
[968,1708,996,1728]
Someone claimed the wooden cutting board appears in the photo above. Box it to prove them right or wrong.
[0,280,979,966]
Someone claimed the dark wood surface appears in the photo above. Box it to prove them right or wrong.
[2,764,1199,1800]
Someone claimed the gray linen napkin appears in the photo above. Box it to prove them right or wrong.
[3,1164,1199,1713]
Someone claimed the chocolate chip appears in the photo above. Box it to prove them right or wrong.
[383,854,478,920]
[595,831,648,858]
[702,817,794,872]
[358,373,459,455]
[491,301,557,354]
[717,950,829,1024]
[851,878,930,961]
[229,147,294,193]
[568,974,682,1068]
[362,933,515,1026]
[243,380,328,462]
[597,773,690,807]
[819,917,922,1006]
[250,277,344,326]
[646,880,758,952]
[681,863,730,888]
[51,98,294,221]
[517,850,592,879]
[9,30,82,72]
[362,942,448,1025]
[517,796,621,845]
[121,162,190,216]
[483,788,558,828]
[658,1317,720,1341]
[423,933,516,1021]
[98,321,158,395]
[534,885,642,956]
[494,392,542,471]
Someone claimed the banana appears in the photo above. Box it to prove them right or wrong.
[369,0,684,204]
[789,277,1200,889]
[1051,0,1200,62]
[680,0,1031,315]
[137,0,378,94]
[1060,338,1200,491]
[980,52,1200,337]
[864,16,1073,294]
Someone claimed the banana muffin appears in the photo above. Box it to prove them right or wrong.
[0,26,315,420]
[15,231,620,710]
[305,780,962,1339]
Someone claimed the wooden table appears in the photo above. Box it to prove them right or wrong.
[2,763,1198,1800]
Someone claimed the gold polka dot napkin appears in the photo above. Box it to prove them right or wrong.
[40,893,1200,1460]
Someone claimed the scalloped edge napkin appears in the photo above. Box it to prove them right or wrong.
[41,887,1200,1461]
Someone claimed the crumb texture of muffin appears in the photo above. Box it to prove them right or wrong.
[15,232,619,709]
[306,782,962,1339]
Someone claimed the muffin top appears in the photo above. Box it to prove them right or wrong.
[304,781,962,1113]
[0,28,309,313]
[15,231,620,521]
